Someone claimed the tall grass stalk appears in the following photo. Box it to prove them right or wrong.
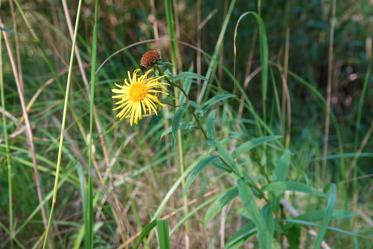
[322,0,336,177]
[42,0,83,247]
[86,0,99,248]
[0,24,14,249]
[163,0,189,247]
[198,0,236,103]
[354,37,372,148]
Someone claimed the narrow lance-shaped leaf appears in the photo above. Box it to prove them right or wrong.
[172,105,187,140]
[263,181,325,197]
[204,187,238,227]
[184,155,217,192]
[226,223,256,249]
[237,179,272,249]
[235,136,282,156]
[206,110,217,139]
[201,93,235,112]
[272,150,291,182]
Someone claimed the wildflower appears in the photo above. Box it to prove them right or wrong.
[140,49,161,68]
[112,69,168,125]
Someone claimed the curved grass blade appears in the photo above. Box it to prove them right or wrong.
[233,11,268,121]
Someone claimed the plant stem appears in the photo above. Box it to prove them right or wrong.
[160,72,209,140]
[163,0,189,247]
[86,0,99,248]
[0,23,14,249]
[42,1,83,247]
[322,0,336,178]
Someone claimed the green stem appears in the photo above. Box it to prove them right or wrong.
[86,0,99,248]
[163,0,189,246]
[0,25,14,249]
[159,71,209,140]
[42,1,83,247]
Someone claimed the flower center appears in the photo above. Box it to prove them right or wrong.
[129,83,147,101]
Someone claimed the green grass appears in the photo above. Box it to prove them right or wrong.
[0,1,372,248]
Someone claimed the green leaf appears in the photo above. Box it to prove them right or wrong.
[235,136,282,156]
[134,220,157,249]
[184,155,217,192]
[237,179,272,249]
[204,187,238,226]
[206,110,216,139]
[286,219,365,238]
[261,204,274,238]
[209,140,236,168]
[178,75,193,105]
[201,94,235,112]
[272,150,291,181]
[211,157,233,173]
[172,106,187,140]
[174,72,207,82]
[226,223,256,249]
[286,225,301,249]
[263,181,325,197]
[314,184,337,248]
[296,210,357,222]
[156,220,170,249]
[161,122,196,137]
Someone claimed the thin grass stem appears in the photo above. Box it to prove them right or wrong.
[42,1,83,247]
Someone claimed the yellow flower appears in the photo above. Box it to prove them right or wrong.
[112,69,168,125]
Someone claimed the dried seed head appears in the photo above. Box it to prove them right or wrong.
[140,49,161,68]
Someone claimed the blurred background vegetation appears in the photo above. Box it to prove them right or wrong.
[0,0,372,248]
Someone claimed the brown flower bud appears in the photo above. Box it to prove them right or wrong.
[140,49,161,68]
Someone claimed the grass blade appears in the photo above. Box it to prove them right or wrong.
[233,11,269,120]
[156,220,171,249]
[85,0,99,248]
[198,0,237,103]
[134,220,157,249]
[0,25,14,249]
[314,184,337,248]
